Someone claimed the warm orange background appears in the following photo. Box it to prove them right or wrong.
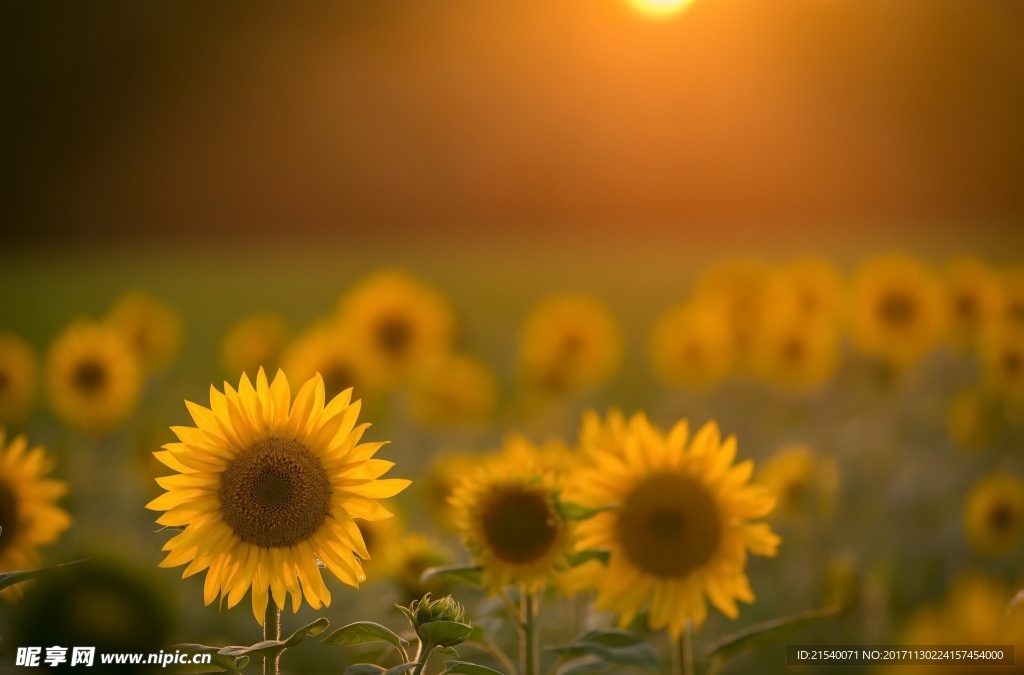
[3,0,1023,249]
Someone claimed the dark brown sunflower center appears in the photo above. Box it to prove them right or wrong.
[989,501,1016,533]
[376,317,412,357]
[616,472,722,579]
[954,293,978,321]
[218,437,331,548]
[781,338,805,364]
[72,359,108,394]
[479,485,560,565]
[0,479,17,555]
[878,291,916,327]
[322,362,354,398]
[1002,350,1023,378]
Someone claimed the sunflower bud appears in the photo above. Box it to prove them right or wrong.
[400,593,471,648]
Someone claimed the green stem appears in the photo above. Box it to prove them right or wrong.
[519,587,539,675]
[411,640,434,675]
[263,595,281,675]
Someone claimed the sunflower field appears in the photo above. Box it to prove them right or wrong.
[1,244,1023,675]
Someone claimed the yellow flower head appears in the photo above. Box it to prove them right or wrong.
[770,258,846,324]
[964,474,1024,557]
[388,533,453,603]
[752,309,840,393]
[47,321,142,434]
[693,258,772,371]
[450,439,575,592]
[650,302,733,390]
[978,325,1024,404]
[281,321,370,401]
[420,451,481,530]
[0,332,38,428]
[886,573,1024,675]
[337,270,455,387]
[220,314,290,380]
[568,412,780,637]
[1001,269,1024,331]
[945,258,1004,349]
[848,255,946,366]
[0,430,71,602]
[106,292,183,372]
[757,445,838,517]
[518,294,621,395]
[409,353,497,427]
[147,368,410,624]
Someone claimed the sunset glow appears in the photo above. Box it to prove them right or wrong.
[629,0,693,19]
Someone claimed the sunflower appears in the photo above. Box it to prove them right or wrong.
[568,412,779,637]
[945,258,1004,349]
[1001,269,1024,331]
[281,321,370,401]
[408,353,497,427]
[450,439,575,592]
[650,302,733,390]
[355,513,404,577]
[752,309,839,393]
[0,430,71,602]
[0,332,38,427]
[770,258,845,324]
[964,474,1024,557]
[518,294,621,396]
[336,270,455,387]
[420,451,483,530]
[147,368,410,624]
[978,325,1024,404]
[693,258,772,371]
[220,313,290,380]
[848,255,946,366]
[883,573,1024,675]
[756,445,838,517]
[106,292,183,372]
[47,321,142,434]
[947,387,1000,451]
[388,533,453,603]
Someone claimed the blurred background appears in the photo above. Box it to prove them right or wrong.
[2,1,1024,674]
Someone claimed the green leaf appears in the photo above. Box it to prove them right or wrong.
[705,605,842,660]
[558,501,612,522]
[217,617,330,660]
[0,560,85,592]
[436,646,459,657]
[384,664,418,675]
[168,644,249,673]
[344,665,386,675]
[566,549,610,568]
[547,629,657,670]
[323,620,409,660]
[440,660,504,675]
[420,564,483,588]
[555,656,611,675]
[417,620,474,648]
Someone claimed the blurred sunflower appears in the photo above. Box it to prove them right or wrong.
[420,451,482,530]
[650,302,733,390]
[978,325,1024,404]
[693,258,771,371]
[105,291,183,372]
[147,368,410,624]
[355,514,404,578]
[337,270,455,387]
[848,255,946,366]
[220,313,290,380]
[568,412,779,636]
[47,321,141,434]
[945,258,1004,349]
[451,439,574,591]
[947,387,1000,451]
[0,332,38,427]
[964,474,1024,557]
[518,294,621,396]
[884,573,1024,675]
[752,311,839,393]
[409,353,497,427]
[281,321,369,400]
[770,258,845,324]
[0,430,71,602]
[757,445,838,517]
[388,533,453,603]
[1001,269,1024,331]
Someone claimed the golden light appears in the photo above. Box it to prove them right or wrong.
[629,0,694,19]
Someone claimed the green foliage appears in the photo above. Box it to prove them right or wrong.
[439,660,503,675]
[547,628,658,671]
[323,621,409,661]
[171,618,328,673]
[0,560,84,593]
[705,605,842,661]
[419,564,484,589]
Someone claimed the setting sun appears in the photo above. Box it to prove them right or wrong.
[629,0,694,19]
